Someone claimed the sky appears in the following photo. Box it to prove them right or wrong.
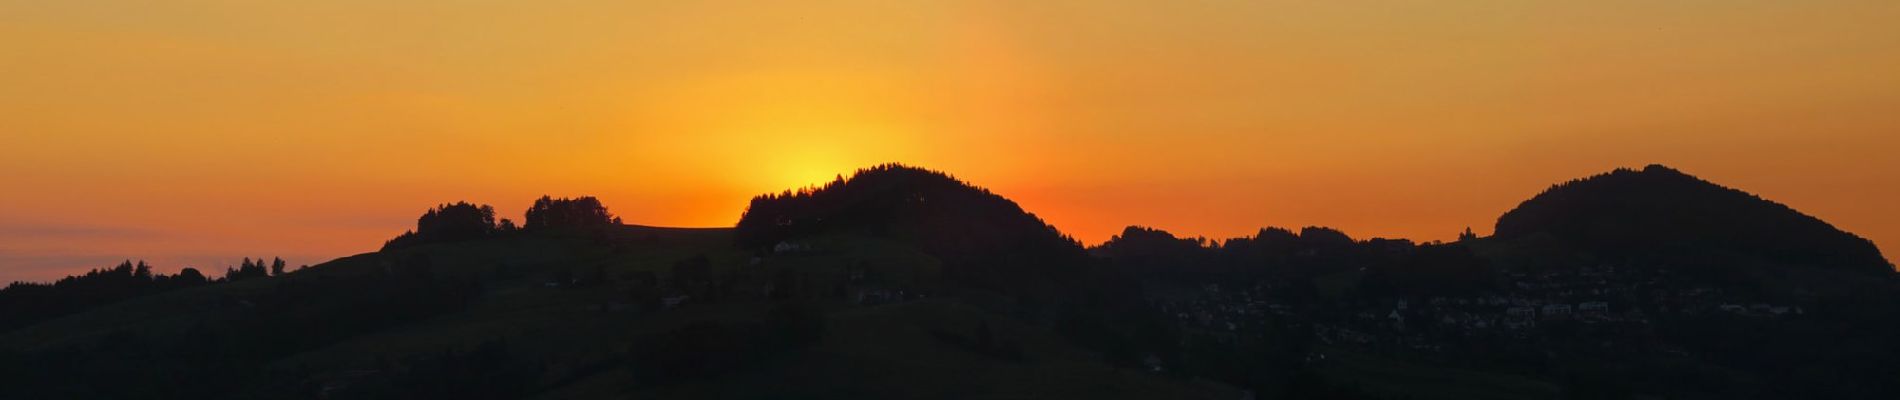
[3,1,1898,283]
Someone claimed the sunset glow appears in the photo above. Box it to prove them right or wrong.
[4,1,1899,282]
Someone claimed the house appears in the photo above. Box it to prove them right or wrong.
[624,271,658,288]
[1502,317,1535,330]
[662,294,691,309]
[1506,306,1536,319]
[1579,301,1610,314]
[773,241,812,254]
[856,288,899,305]
[1541,304,1573,319]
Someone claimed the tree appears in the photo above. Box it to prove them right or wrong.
[524,196,617,231]
[270,258,287,276]
[174,268,207,286]
[0,260,218,331]
[226,258,269,281]
[383,202,506,250]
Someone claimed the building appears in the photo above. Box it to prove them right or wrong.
[1541,304,1573,319]
[773,241,812,254]
[662,294,691,309]
[1580,302,1609,312]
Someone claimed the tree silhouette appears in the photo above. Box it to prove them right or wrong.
[0,260,227,330]
[226,258,269,281]
[524,196,617,231]
[383,202,507,250]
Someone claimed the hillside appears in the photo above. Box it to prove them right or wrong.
[736,164,1087,270]
[1494,164,1892,274]
[0,196,1222,399]
[733,164,1157,359]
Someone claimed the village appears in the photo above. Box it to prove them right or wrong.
[1150,263,1811,357]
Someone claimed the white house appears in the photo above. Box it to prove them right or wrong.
[1579,301,1610,313]
[662,294,691,309]
[773,241,812,254]
[1542,304,1573,319]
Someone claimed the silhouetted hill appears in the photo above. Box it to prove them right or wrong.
[734,164,1170,366]
[1495,164,1893,274]
[737,164,1080,257]
[735,164,1102,295]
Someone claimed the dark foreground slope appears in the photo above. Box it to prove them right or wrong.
[0,189,1223,399]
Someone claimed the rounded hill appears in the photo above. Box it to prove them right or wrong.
[1494,165,1891,273]
[735,163,1082,262]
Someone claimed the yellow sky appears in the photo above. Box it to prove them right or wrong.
[3,1,1898,281]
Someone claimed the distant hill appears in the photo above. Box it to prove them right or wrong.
[733,164,1168,367]
[1493,164,1892,274]
[735,164,1105,296]
[736,164,1080,257]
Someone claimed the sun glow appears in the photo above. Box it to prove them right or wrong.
[4,0,1899,283]
[619,68,930,195]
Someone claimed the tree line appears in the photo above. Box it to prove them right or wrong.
[383,196,620,251]
[0,257,300,331]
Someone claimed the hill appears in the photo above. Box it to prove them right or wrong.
[734,165,1159,362]
[736,164,1088,272]
[1494,164,1892,274]
[4,163,1896,399]
[0,192,1221,399]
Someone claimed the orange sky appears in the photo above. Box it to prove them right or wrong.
[3,1,1898,282]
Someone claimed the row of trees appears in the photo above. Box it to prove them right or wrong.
[1097,225,1493,296]
[0,257,297,331]
[383,197,620,250]
[1,252,489,399]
